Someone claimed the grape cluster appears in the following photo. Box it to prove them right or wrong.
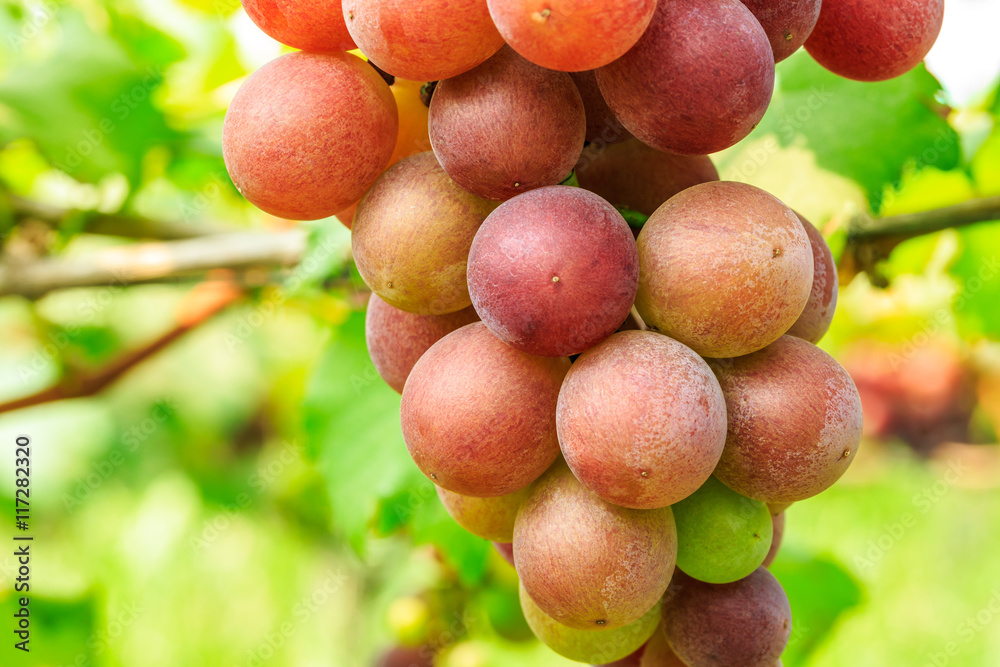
[223,1,944,665]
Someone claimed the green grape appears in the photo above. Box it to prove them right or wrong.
[673,476,772,584]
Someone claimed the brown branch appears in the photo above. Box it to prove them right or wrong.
[842,196,1000,285]
[8,195,229,240]
[849,195,1000,242]
[0,229,308,299]
[0,282,243,415]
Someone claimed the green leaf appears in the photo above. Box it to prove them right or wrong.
[302,311,422,553]
[0,9,186,184]
[950,223,1000,339]
[204,33,248,90]
[303,311,493,582]
[770,552,864,666]
[751,53,960,208]
[105,7,187,71]
[411,488,492,586]
[1,594,97,665]
[286,220,351,296]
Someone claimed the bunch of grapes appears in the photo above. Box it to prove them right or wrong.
[223,1,944,665]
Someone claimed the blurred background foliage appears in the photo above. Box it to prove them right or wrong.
[0,1,998,666]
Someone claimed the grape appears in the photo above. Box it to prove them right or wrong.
[376,645,434,667]
[598,646,646,667]
[467,187,638,357]
[663,569,791,667]
[520,582,661,664]
[429,46,586,201]
[207,0,926,657]
[513,459,676,631]
[708,335,864,503]
[222,52,397,221]
[738,0,821,63]
[805,0,945,82]
[638,625,688,667]
[341,0,505,81]
[763,511,786,568]
[576,139,719,218]
[488,0,656,72]
[386,596,432,648]
[557,331,727,510]
[595,0,774,155]
[241,0,355,52]
[435,484,531,542]
[672,476,773,584]
[365,294,479,394]
[786,213,839,344]
[384,80,433,167]
[337,78,432,230]
[351,152,495,316]
[493,542,516,567]
[400,323,568,497]
[635,181,813,359]
[570,71,632,147]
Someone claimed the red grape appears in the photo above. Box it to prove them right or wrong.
[569,70,631,146]
[430,46,586,201]
[708,336,864,503]
[738,0,821,63]
[365,294,479,394]
[514,459,676,630]
[351,152,494,316]
[222,52,397,221]
[400,323,569,497]
[557,331,727,510]
[241,0,356,52]
[663,569,791,667]
[467,187,638,357]
[488,0,656,71]
[786,213,838,344]
[341,0,505,80]
[595,0,774,155]
[576,139,719,217]
[805,0,945,82]
[635,182,813,359]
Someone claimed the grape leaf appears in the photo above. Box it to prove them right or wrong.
[0,594,96,666]
[949,223,1000,339]
[410,483,492,586]
[751,53,961,209]
[301,311,421,554]
[0,9,185,185]
[770,552,863,666]
[303,311,493,584]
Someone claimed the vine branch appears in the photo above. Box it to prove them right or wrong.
[8,194,229,240]
[0,229,308,299]
[847,195,1000,242]
[0,282,242,415]
[843,195,1000,284]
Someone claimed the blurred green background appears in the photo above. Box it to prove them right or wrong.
[0,1,999,666]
